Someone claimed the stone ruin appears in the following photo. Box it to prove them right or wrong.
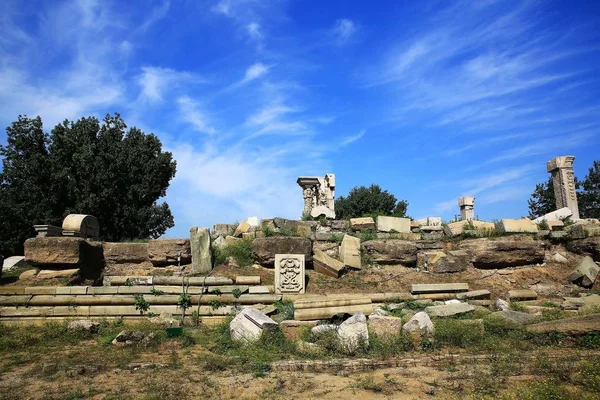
[297,173,336,219]
[458,197,475,221]
[547,155,580,220]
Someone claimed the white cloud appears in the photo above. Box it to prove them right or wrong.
[137,67,199,102]
[246,22,263,41]
[242,62,269,83]
[342,129,366,146]
[176,96,216,135]
[332,18,356,43]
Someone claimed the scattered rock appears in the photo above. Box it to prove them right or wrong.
[568,256,599,288]
[498,218,538,234]
[233,220,253,237]
[368,315,402,337]
[338,313,369,353]
[313,249,347,278]
[311,324,338,335]
[552,253,568,263]
[213,223,237,237]
[230,308,278,343]
[493,299,510,312]
[112,330,155,345]
[68,320,100,333]
[402,311,434,342]
[372,307,390,316]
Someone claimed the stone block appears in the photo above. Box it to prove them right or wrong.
[546,221,565,231]
[350,217,376,231]
[456,290,491,300]
[458,236,545,269]
[376,216,411,233]
[425,303,475,317]
[526,314,600,336]
[377,232,421,240]
[33,225,63,237]
[103,242,149,264]
[419,250,469,273]
[2,256,26,271]
[248,286,274,294]
[568,256,599,288]
[569,224,600,240]
[251,237,312,268]
[24,237,84,265]
[490,310,535,327]
[402,311,434,342]
[532,207,573,223]
[415,217,442,227]
[411,283,469,294]
[339,235,361,269]
[233,220,253,237]
[190,227,212,275]
[230,308,278,343]
[368,315,402,337]
[313,249,347,278]
[361,240,417,266]
[247,216,259,228]
[338,313,369,353]
[274,254,305,294]
[311,205,335,219]
[212,236,226,249]
[498,218,538,234]
[331,220,349,230]
[443,220,495,237]
[147,239,191,266]
[567,237,600,261]
[213,224,237,237]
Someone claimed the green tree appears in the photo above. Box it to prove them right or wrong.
[527,177,556,219]
[334,184,409,219]
[0,113,177,256]
[579,161,600,219]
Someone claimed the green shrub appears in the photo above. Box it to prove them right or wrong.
[433,319,485,348]
[223,238,255,267]
[273,300,294,321]
[133,294,150,314]
[577,331,600,349]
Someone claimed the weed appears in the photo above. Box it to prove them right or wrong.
[351,376,383,393]
[209,300,223,310]
[150,288,164,296]
[133,294,150,315]
[125,279,134,287]
[251,361,271,377]
[273,299,294,321]
[209,288,222,296]
[177,293,192,311]
[537,220,549,230]
[433,318,485,349]
[328,233,344,243]
[577,331,600,349]
[232,288,242,298]
[221,238,255,267]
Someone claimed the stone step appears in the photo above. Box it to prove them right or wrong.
[410,283,469,294]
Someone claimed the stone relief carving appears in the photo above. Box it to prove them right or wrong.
[274,254,305,294]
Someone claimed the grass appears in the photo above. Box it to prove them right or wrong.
[213,238,255,267]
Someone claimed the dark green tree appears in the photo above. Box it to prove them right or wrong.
[579,161,600,219]
[527,177,556,219]
[0,113,177,256]
[334,184,409,219]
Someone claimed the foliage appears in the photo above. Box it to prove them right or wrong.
[150,288,164,296]
[177,293,192,311]
[273,300,294,321]
[527,176,557,219]
[209,300,223,310]
[0,114,177,256]
[579,160,600,219]
[218,238,255,267]
[231,288,242,299]
[133,294,150,314]
[334,184,408,219]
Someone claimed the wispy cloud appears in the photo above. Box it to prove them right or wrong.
[176,96,216,135]
[342,129,366,145]
[137,67,200,102]
[331,18,356,44]
[241,62,269,84]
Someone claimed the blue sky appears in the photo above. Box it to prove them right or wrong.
[1,0,599,237]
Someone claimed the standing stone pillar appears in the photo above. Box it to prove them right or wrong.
[190,227,212,275]
[297,175,336,219]
[458,197,475,221]
[547,156,579,220]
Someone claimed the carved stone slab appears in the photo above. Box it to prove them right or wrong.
[274,254,305,294]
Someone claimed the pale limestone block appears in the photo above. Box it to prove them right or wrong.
[425,303,475,317]
[376,216,411,233]
[339,234,361,269]
[368,315,402,337]
[338,313,369,353]
[350,217,376,231]
[190,227,212,275]
[274,254,305,294]
[313,249,346,278]
[569,256,599,288]
[230,308,278,343]
[498,218,538,234]
[533,207,573,223]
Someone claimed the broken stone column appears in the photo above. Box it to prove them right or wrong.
[297,173,336,219]
[458,197,475,221]
[547,156,580,220]
[190,227,212,275]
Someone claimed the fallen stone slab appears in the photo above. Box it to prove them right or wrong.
[458,236,545,269]
[294,304,374,321]
[230,308,278,343]
[350,217,376,231]
[532,207,573,224]
[526,314,600,336]
[376,216,411,233]
[248,286,274,294]
[311,324,338,335]
[443,220,495,237]
[338,313,369,353]
[233,220,253,237]
[456,290,491,300]
[2,256,26,271]
[425,303,475,317]
[294,296,372,310]
[339,235,361,269]
[24,237,99,266]
[213,223,237,237]
[313,249,347,278]
[411,283,469,294]
[489,310,535,327]
[568,256,599,288]
[507,290,538,301]
[362,240,418,266]
[252,237,312,268]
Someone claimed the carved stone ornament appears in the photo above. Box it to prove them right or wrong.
[274,254,305,294]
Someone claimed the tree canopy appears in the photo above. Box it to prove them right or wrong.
[335,184,408,219]
[0,113,176,256]
[527,160,599,219]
